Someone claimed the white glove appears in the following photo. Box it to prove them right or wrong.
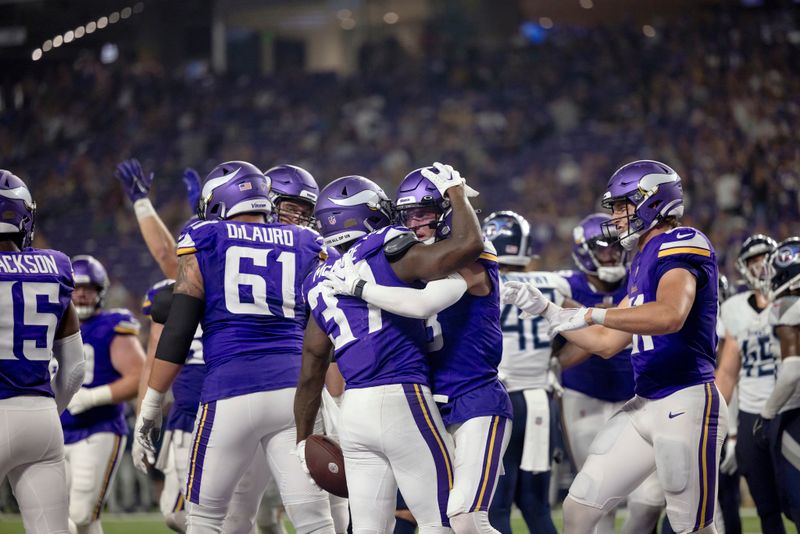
[501,281,551,318]
[66,385,112,415]
[421,162,479,198]
[720,437,737,475]
[294,439,321,489]
[323,254,362,297]
[549,307,590,336]
[133,387,163,474]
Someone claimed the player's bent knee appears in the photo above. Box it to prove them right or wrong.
[284,500,335,534]
[654,437,690,493]
[449,511,498,534]
[68,503,96,528]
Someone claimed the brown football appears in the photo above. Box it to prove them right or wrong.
[305,434,348,498]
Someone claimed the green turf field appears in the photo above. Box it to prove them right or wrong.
[0,512,795,533]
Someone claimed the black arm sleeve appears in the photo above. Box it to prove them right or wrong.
[155,294,204,364]
[150,282,175,325]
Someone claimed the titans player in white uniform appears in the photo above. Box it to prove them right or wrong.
[504,160,727,533]
[754,238,800,528]
[0,170,85,534]
[62,255,145,534]
[715,235,784,533]
[133,161,334,534]
[481,211,560,534]
[298,169,484,534]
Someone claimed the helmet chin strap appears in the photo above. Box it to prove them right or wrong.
[75,305,96,321]
[597,265,626,282]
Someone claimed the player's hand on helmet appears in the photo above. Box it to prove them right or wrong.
[421,162,479,199]
[182,167,202,213]
[322,254,362,297]
[548,307,590,336]
[115,158,154,203]
[720,437,737,475]
[753,415,771,450]
[294,440,321,489]
[501,281,551,318]
[133,388,164,473]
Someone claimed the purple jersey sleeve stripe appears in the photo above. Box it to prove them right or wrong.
[403,384,453,526]
[91,434,123,521]
[470,415,507,512]
[693,383,718,531]
[186,401,217,503]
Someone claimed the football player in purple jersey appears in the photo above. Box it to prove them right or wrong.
[0,170,84,534]
[61,255,145,534]
[753,237,800,528]
[133,161,335,534]
[504,160,727,533]
[296,167,484,534]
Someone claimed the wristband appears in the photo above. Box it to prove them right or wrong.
[133,198,156,220]
[590,307,607,326]
[354,279,367,299]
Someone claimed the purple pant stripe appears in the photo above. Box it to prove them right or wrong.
[481,417,507,511]
[402,384,451,526]
[693,384,715,531]
[469,416,504,512]
[189,401,217,504]
[704,385,720,527]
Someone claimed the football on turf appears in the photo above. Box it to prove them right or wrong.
[305,434,348,497]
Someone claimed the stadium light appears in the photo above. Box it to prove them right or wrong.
[53,35,63,47]
[42,39,52,51]
[642,25,656,37]
[64,30,75,43]
[86,21,97,34]
[539,17,553,29]
[97,16,108,29]
[109,12,120,24]
[32,48,42,61]
[133,2,144,14]
[121,7,132,19]
[580,0,594,9]
[75,26,85,38]
[337,9,352,21]
[383,12,399,24]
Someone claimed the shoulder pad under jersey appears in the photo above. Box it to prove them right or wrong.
[383,231,420,263]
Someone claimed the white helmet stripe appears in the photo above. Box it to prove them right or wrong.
[329,190,381,208]
[0,186,32,203]
[201,167,241,198]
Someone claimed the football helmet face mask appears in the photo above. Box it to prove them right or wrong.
[736,234,777,291]
[767,238,800,301]
[315,176,394,249]
[573,213,627,283]
[395,167,450,244]
[0,169,36,249]
[71,255,109,320]
[265,164,319,227]
[601,160,684,251]
[198,161,272,221]
[482,211,532,267]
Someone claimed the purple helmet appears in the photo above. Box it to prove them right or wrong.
[198,161,272,221]
[395,167,451,243]
[0,170,36,249]
[572,213,627,283]
[482,211,533,266]
[315,176,393,248]
[600,160,684,250]
[71,255,109,319]
[265,164,319,227]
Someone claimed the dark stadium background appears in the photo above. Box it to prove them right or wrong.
[0,0,798,531]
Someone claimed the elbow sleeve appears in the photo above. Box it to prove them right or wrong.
[155,293,204,364]
[52,331,86,412]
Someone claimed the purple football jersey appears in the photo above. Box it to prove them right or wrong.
[176,220,324,403]
[627,227,718,399]
[0,249,74,400]
[305,226,429,389]
[143,280,205,433]
[428,242,512,425]
[560,271,634,403]
[61,309,139,443]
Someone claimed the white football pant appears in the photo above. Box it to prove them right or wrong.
[0,396,69,534]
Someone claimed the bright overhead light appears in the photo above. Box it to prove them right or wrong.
[97,16,108,29]
[32,48,42,61]
[86,21,97,34]
[642,24,656,37]
[539,17,553,29]
[42,39,53,51]
[580,0,594,9]
[340,17,356,30]
[109,12,120,24]
[63,30,75,43]
[337,9,352,20]
[75,26,85,38]
[121,7,132,19]
[53,35,63,47]
[133,2,144,14]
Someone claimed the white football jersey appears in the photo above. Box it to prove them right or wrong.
[498,271,569,392]
[720,291,779,414]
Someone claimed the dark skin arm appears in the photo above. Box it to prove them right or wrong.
[148,253,204,393]
[55,302,81,339]
[391,186,484,284]
[295,317,333,442]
